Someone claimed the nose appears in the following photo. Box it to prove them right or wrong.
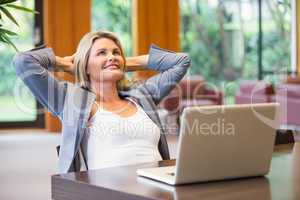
[107,53,115,62]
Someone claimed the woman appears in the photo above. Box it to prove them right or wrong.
[13,30,191,173]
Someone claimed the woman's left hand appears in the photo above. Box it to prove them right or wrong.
[125,55,149,72]
[55,55,75,74]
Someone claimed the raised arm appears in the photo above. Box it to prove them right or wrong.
[13,47,71,119]
[125,55,148,71]
[138,44,191,105]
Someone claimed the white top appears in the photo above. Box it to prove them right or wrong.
[82,97,162,170]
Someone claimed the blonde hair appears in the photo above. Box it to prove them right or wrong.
[74,30,131,91]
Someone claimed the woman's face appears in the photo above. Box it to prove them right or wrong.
[87,37,125,83]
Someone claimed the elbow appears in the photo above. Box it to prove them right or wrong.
[13,52,28,76]
[13,51,40,78]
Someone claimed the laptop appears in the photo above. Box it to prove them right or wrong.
[137,103,280,185]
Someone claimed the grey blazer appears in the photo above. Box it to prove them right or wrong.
[13,44,191,173]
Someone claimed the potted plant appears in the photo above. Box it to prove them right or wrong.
[0,0,37,51]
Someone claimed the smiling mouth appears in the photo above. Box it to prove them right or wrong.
[103,64,119,70]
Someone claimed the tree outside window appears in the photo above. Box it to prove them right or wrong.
[180,0,292,104]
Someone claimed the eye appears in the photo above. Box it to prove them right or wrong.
[113,50,121,56]
[97,50,106,56]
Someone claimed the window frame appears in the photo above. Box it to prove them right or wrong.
[0,0,44,129]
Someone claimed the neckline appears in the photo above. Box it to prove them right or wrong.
[93,97,140,119]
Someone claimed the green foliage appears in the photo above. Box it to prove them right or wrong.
[0,0,37,51]
[0,50,17,95]
[92,0,132,56]
[0,0,34,95]
[180,0,291,85]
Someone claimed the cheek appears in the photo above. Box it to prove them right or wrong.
[86,62,102,80]
[87,58,103,74]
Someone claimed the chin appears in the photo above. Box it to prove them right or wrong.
[102,70,124,81]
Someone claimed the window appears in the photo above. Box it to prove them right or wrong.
[92,0,132,56]
[0,0,44,127]
[180,0,293,103]
[260,0,292,77]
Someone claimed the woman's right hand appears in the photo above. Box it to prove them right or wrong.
[55,55,75,75]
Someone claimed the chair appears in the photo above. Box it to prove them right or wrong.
[275,83,300,127]
[158,75,223,134]
[235,80,275,104]
[235,78,300,129]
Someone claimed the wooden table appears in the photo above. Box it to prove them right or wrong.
[52,143,300,200]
